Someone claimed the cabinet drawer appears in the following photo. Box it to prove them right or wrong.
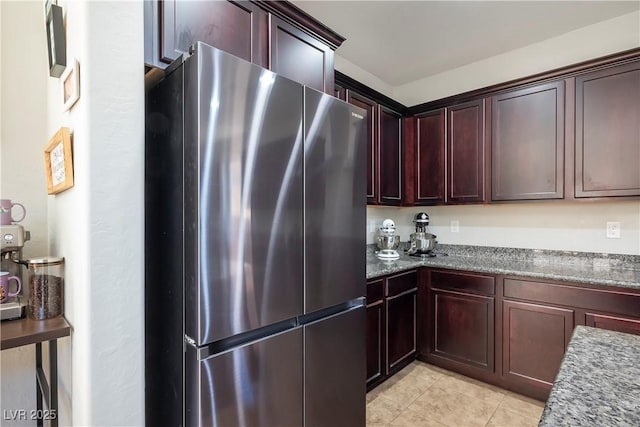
[585,312,640,336]
[430,270,495,296]
[367,278,385,305]
[386,270,418,297]
[504,278,640,318]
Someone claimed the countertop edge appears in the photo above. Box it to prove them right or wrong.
[366,256,640,290]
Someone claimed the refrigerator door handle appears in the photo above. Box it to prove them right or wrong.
[194,316,299,360]
[298,297,365,326]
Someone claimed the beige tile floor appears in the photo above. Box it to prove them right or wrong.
[367,361,545,427]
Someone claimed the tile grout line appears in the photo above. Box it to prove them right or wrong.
[483,393,507,427]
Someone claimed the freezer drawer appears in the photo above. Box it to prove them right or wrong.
[305,305,366,427]
[304,87,367,313]
[186,327,303,427]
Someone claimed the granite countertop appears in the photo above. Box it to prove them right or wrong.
[366,244,640,290]
[539,326,640,426]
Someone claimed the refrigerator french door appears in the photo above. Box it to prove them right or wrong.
[145,42,366,427]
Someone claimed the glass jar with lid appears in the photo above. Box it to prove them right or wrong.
[26,257,64,320]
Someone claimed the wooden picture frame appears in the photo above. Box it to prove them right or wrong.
[44,127,74,195]
[61,59,80,111]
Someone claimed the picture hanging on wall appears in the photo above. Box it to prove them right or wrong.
[44,127,74,195]
[61,59,80,111]
[45,3,65,77]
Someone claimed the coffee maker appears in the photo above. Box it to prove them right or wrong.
[1,224,29,320]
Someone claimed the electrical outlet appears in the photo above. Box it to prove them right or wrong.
[368,220,377,233]
[450,220,460,233]
[606,222,621,239]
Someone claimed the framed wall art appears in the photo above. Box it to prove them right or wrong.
[61,59,80,111]
[44,127,74,195]
[46,4,66,77]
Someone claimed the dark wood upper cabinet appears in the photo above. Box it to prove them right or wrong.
[146,1,343,94]
[159,0,268,67]
[413,109,446,205]
[378,106,403,205]
[334,83,346,101]
[492,81,565,201]
[269,15,334,93]
[575,60,640,197]
[448,100,487,203]
[346,91,377,204]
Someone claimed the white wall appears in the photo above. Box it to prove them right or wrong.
[393,10,640,105]
[1,2,52,424]
[1,2,144,426]
[335,54,394,98]
[367,202,640,255]
[363,9,640,256]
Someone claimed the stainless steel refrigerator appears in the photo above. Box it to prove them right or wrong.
[145,42,366,427]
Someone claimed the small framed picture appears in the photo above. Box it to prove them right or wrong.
[44,127,74,195]
[46,4,65,77]
[61,59,80,111]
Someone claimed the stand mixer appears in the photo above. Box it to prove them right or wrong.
[376,219,400,260]
[1,224,29,320]
[406,212,438,257]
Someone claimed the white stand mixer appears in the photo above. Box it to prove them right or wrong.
[376,219,400,260]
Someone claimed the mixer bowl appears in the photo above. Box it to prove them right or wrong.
[407,232,437,254]
[376,234,400,251]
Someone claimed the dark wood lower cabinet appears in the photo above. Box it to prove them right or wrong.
[386,289,416,373]
[430,290,494,372]
[417,269,640,402]
[366,278,385,390]
[366,271,417,390]
[585,312,640,335]
[422,270,496,380]
[502,300,574,399]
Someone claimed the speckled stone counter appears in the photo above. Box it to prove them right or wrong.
[539,326,640,426]
[366,244,640,290]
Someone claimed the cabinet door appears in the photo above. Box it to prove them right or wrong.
[585,312,640,336]
[366,301,385,389]
[386,290,417,374]
[334,83,346,101]
[347,91,378,204]
[159,0,268,67]
[414,110,446,204]
[366,278,385,389]
[448,100,486,203]
[270,16,334,93]
[430,290,494,372]
[492,81,565,200]
[575,61,640,197]
[386,271,418,373]
[378,106,403,205]
[503,300,573,393]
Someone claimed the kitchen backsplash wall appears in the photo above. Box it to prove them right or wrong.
[367,201,640,255]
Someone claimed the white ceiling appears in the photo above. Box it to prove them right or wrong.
[293,1,640,87]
